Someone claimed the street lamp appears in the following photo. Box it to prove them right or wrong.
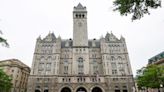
[160,84,163,92]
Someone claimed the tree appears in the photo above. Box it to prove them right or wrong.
[113,0,161,20]
[0,69,12,92]
[0,30,9,47]
[136,65,164,91]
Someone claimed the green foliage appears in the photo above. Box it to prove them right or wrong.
[113,0,161,20]
[136,65,164,90]
[0,69,12,92]
[0,31,9,47]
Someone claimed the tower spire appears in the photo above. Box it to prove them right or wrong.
[77,3,83,8]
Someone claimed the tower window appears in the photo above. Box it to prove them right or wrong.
[75,14,85,18]
[77,78,79,82]
[76,14,78,18]
[84,78,85,82]
[78,57,84,74]
[82,14,85,18]
[79,14,81,18]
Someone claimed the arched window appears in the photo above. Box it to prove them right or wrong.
[61,87,71,92]
[78,57,84,74]
[92,87,103,92]
[76,87,87,92]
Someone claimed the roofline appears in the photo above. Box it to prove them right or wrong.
[0,58,30,68]
[149,51,164,60]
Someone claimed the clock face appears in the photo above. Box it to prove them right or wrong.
[78,22,82,27]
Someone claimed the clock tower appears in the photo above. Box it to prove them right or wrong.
[73,3,88,47]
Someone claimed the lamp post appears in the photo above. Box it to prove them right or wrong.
[160,84,163,92]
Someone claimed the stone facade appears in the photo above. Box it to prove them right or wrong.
[0,59,30,92]
[27,3,134,92]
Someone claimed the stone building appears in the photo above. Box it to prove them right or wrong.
[148,51,164,66]
[147,51,164,92]
[27,3,134,92]
[0,59,30,92]
[135,51,164,92]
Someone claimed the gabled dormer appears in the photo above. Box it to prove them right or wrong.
[105,32,119,42]
[43,32,56,42]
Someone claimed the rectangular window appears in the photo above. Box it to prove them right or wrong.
[12,70,14,72]
[78,58,84,74]
[78,65,84,74]
[38,70,42,74]
[38,63,44,71]
[45,71,49,75]
[46,63,51,71]
[118,62,123,68]
[111,62,116,69]
[64,66,68,74]
[93,66,98,74]
[112,70,117,74]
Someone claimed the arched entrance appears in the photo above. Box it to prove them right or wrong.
[76,87,87,92]
[35,89,40,92]
[61,87,71,92]
[44,89,49,92]
[92,87,102,92]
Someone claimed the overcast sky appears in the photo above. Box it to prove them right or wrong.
[0,0,164,76]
